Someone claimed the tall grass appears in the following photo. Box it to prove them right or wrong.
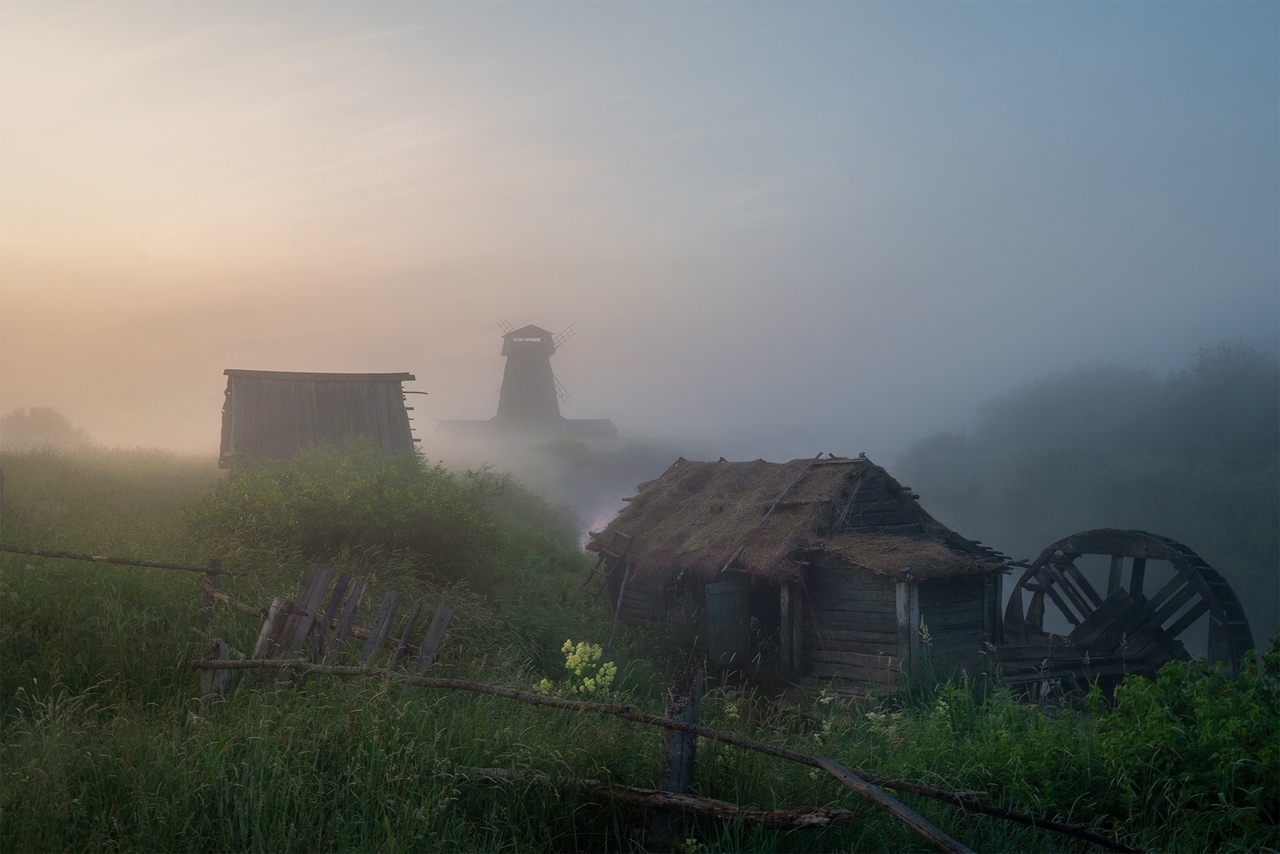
[2,445,1276,852]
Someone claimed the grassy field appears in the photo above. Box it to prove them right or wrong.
[1,445,1276,852]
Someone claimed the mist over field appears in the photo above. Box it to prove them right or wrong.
[1,4,1276,632]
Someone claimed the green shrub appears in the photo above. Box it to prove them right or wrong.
[188,441,503,582]
[1094,632,1280,829]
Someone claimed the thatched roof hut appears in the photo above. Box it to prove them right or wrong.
[589,455,1004,582]
[587,455,1007,687]
[219,370,418,467]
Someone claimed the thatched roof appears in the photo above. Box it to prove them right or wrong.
[587,455,1006,584]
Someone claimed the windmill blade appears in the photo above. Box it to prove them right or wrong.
[552,324,578,349]
[553,373,573,405]
[496,317,514,335]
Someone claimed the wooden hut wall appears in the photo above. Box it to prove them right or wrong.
[222,372,415,465]
[916,577,991,657]
[805,567,902,684]
[608,570,664,624]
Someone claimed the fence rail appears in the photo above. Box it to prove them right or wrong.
[0,543,238,575]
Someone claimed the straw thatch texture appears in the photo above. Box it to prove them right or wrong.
[815,534,1002,580]
[589,456,1004,584]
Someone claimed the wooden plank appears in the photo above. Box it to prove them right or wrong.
[199,638,233,714]
[791,582,805,676]
[846,510,918,526]
[812,634,901,653]
[918,590,984,610]
[360,591,402,663]
[655,666,702,793]
[417,604,455,675]
[1108,555,1124,595]
[814,757,973,854]
[809,610,899,633]
[309,571,352,661]
[805,566,897,588]
[808,593,899,611]
[390,601,425,669]
[811,648,902,670]
[918,579,984,602]
[810,662,902,683]
[806,587,900,605]
[1129,558,1147,602]
[849,523,924,536]
[811,624,900,643]
[251,597,291,659]
[1061,561,1103,609]
[982,573,998,645]
[1032,567,1083,627]
[807,592,899,610]
[918,603,984,628]
[923,620,984,640]
[278,564,334,657]
[832,474,867,530]
[812,637,900,657]
[921,637,981,656]
[1041,560,1091,624]
[328,577,368,659]
[803,581,896,601]
[1149,583,1199,629]
[896,581,918,661]
[1165,599,1209,640]
[780,582,793,674]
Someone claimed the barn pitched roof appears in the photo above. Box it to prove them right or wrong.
[587,455,1006,583]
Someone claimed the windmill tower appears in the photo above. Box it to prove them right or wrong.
[435,320,615,440]
[493,320,577,429]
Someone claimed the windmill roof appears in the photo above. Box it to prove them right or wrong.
[504,324,554,339]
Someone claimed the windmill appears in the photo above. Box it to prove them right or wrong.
[491,320,579,427]
[435,320,616,440]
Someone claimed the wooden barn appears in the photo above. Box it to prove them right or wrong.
[219,370,418,467]
[586,455,1007,688]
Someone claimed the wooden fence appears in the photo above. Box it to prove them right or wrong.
[3,542,1135,852]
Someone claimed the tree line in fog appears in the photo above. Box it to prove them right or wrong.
[896,341,1280,640]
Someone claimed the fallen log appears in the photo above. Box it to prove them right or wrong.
[452,765,862,829]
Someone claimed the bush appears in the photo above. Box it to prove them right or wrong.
[1093,632,1280,829]
[188,441,504,583]
[0,407,91,449]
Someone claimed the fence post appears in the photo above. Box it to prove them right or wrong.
[202,559,222,631]
[651,666,703,840]
[199,638,232,714]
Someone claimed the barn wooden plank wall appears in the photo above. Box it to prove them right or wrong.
[807,568,902,683]
[917,578,989,656]
[220,370,416,466]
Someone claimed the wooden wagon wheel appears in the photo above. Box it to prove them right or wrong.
[1003,529,1255,679]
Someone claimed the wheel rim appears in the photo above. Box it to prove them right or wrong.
[1003,528,1255,674]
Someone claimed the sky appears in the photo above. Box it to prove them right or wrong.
[1,1,1277,462]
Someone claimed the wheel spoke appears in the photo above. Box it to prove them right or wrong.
[1165,600,1209,640]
